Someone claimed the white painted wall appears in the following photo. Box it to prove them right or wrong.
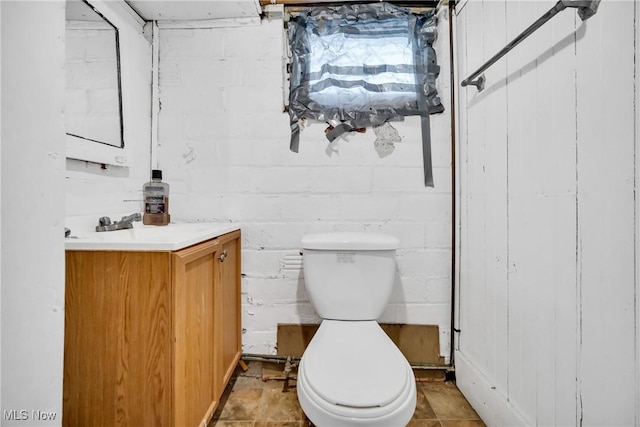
[0,0,4,411]
[454,1,638,425]
[1,1,66,425]
[156,9,454,357]
[636,2,640,423]
[0,1,151,424]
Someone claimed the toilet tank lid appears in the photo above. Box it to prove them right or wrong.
[301,232,400,250]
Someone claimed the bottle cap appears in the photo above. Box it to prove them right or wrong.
[152,169,162,180]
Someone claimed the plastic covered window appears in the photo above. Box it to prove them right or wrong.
[287,2,444,186]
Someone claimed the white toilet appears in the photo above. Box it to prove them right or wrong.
[297,232,417,427]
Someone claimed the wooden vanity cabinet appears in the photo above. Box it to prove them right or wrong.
[63,230,241,427]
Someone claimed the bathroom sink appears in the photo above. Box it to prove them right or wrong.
[65,222,240,251]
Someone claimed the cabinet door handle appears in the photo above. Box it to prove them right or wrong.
[218,250,228,262]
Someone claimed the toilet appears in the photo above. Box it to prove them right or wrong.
[297,232,417,427]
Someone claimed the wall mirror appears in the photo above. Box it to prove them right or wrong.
[65,0,153,168]
[65,0,123,150]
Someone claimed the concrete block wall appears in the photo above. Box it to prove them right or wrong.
[157,10,453,358]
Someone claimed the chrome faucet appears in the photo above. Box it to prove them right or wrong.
[95,213,142,232]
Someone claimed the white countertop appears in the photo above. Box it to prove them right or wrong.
[65,222,241,251]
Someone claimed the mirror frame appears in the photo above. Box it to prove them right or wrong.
[65,0,146,167]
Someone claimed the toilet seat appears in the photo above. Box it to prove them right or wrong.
[301,320,410,409]
[298,359,415,423]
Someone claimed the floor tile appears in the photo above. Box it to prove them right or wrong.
[421,382,481,420]
[440,420,486,427]
[217,387,264,421]
[232,374,267,390]
[254,422,307,427]
[212,361,484,427]
[210,422,254,427]
[412,386,438,420]
[407,419,443,427]
[255,380,305,422]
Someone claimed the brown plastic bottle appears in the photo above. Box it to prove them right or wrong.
[143,169,170,226]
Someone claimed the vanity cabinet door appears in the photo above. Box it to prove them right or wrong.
[172,239,219,427]
[215,230,242,396]
[63,250,173,427]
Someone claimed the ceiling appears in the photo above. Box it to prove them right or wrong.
[124,0,262,21]
[67,0,105,21]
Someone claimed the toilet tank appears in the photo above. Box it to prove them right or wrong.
[301,232,399,321]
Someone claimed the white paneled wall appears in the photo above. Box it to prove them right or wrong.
[455,1,638,425]
[157,10,454,357]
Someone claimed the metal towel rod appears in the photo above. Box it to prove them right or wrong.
[461,0,601,91]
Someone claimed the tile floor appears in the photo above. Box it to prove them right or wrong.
[209,362,485,427]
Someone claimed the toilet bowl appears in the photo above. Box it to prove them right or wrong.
[297,320,416,427]
[297,232,416,427]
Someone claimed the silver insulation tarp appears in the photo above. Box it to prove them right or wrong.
[287,2,444,186]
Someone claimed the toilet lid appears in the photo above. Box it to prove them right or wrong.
[301,320,410,408]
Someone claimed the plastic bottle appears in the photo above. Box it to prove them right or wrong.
[143,169,170,226]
